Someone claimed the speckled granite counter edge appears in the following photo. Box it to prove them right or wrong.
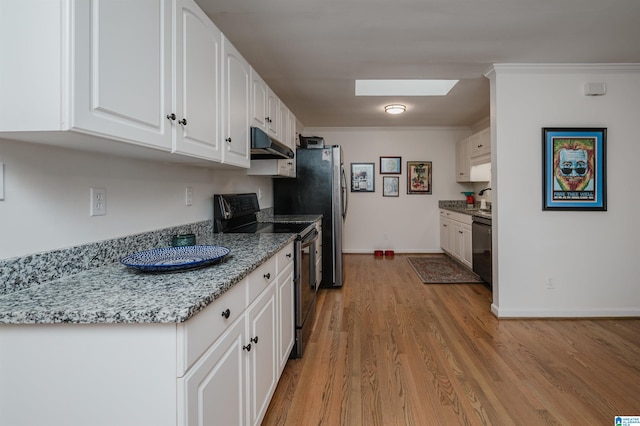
[0,221,212,295]
[439,200,492,215]
[0,232,297,325]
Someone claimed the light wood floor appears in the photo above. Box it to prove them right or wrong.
[262,254,640,425]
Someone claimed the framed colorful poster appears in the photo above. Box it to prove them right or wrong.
[407,161,432,194]
[380,156,401,174]
[383,176,399,197]
[542,127,607,211]
[351,163,375,192]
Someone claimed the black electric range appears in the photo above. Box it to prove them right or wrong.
[213,193,319,358]
[213,193,314,235]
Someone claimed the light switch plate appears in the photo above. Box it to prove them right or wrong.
[0,162,4,201]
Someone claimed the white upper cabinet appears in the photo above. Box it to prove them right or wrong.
[470,127,491,165]
[172,0,222,161]
[266,90,280,138]
[72,0,173,151]
[455,137,471,182]
[251,70,269,131]
[0,0,251,166]
[251,69,280,140]
[455,127,491,181]
[0,0,174,151]
[221,36,252,168]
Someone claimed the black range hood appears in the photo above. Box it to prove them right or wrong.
[250,127,295,160]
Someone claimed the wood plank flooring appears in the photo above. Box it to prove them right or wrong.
[262,254,640,425]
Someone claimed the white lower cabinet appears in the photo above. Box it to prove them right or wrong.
[277,263,295,373]
[179,317,247,426]
[0,243,295,426]
[247,282,278,425]
[440,210,473,269]
[179,242,293,426]
[179,279,279,426]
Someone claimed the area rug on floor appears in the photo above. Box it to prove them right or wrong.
[407,255,483,284]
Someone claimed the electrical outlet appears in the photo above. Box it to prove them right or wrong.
[545,277,555,289]
[185,187,193,206]
[90,188,106,216]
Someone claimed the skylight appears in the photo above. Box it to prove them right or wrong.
[355,79,459,96]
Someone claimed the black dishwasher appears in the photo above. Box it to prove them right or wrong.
[472,214,492,288]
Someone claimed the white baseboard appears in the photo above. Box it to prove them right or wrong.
[491,303,640,318]
[343,249,444,254]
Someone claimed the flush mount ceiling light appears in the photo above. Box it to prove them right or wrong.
[355,79,459,96]
[384,104,406,115]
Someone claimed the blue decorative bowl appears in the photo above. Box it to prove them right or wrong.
[120,245,230,272]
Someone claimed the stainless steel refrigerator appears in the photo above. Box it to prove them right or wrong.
[273,146,347,287]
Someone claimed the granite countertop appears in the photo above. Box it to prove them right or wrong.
[440,205,481,215]
[269,214,322,223]
[439,201,491,218]
[0,233,296,325]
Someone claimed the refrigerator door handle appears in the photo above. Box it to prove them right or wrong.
[341,164,348,220]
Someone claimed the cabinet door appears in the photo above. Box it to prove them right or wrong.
[451,221,464,260]
[440,216,451,252]
[251,70,269,130]
[288,110,297,149]
[179,318,247,426]
[222,36,251,168]
[461,224,473,269]
[470,127,491,158]
[277,263,295,374]
[173,0,222,161]
[73,0,173,151]
[266,90,280,138]
[247,282,278,426]
[456,137,470,182]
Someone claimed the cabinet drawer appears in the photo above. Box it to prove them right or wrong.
[176,278,248,376]
[248,255,276,303]
[440,209,472,225]
[276,242,294,274]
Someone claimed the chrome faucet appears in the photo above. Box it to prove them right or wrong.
[478,187,492,196]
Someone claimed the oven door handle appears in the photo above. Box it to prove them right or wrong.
[300,228,319,249]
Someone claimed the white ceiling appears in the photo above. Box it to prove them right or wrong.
[196,0,640,128]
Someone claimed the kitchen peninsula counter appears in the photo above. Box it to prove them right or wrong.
[0,232,296,325]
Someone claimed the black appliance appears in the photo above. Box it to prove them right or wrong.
[213,193,318,358]
[250,126,294,160]
[273,145,347,288]
[472,212,492,288]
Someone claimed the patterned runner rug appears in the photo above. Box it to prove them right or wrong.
[407,255,483,284]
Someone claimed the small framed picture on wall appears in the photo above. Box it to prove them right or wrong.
[407,161,432,194]
[380,156,401,174]
[351,162,375,192]
[383,176,399,197]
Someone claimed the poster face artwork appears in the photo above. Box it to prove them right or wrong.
[552,137,595,200]
[543,128,606,211]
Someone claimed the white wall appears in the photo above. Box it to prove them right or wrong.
[0,138,273,259]
[304,127,475,253]
[490,64,640,317]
